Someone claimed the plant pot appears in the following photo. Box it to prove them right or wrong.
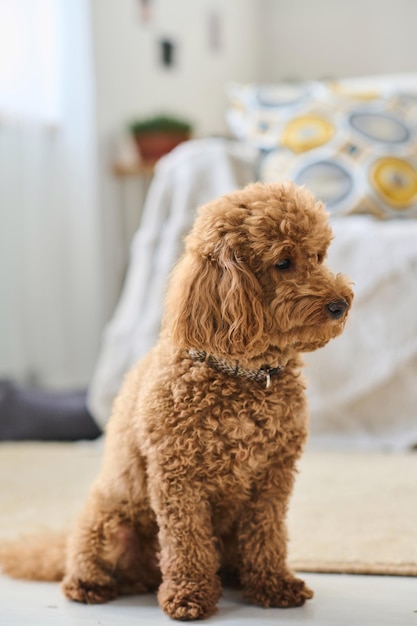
[133,131,191,162]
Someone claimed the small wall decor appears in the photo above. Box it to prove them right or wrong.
[159,38,176,68]
[208,8,222,53]
[138,0,152,23]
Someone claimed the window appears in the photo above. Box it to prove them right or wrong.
[0,0,60,123]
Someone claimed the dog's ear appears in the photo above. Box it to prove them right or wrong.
[164,242,266,358]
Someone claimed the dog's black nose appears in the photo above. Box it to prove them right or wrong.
[326,299,349,320]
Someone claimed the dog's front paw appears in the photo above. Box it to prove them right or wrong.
[243,573,313,608]
[158,578,221,621]
[62,575,118,604]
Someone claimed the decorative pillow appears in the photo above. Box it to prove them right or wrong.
[226,76,417,218]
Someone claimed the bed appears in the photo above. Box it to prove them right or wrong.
[88,74,417,451]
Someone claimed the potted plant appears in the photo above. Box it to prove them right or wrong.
[129,114,193,162]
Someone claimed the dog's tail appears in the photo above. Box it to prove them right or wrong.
[0,531,67,581]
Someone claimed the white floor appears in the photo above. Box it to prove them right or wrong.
[0,573,416,626]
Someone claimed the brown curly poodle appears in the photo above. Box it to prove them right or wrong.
[1,181,353,620]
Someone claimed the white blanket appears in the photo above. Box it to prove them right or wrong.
[88,138,417,450]
[308,217,417,450]
[88,139,258,426]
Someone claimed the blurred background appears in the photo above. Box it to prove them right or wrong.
[1,0,417,446]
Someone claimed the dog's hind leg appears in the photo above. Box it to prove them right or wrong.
[62,487,160,604]
[62,359,162,604]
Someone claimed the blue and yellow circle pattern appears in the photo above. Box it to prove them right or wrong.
[281,116,335,153]
[227,80,417,218]
[370,157,417,209]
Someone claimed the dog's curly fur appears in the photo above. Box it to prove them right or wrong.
[1,182,353,620]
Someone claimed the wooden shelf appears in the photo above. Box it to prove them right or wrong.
[112,161,156,178]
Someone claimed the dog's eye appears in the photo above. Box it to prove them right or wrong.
[317,253,324,263]
[274,259,292,270]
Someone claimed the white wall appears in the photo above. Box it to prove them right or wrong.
[91,0,263,137]
[261,0,417,81]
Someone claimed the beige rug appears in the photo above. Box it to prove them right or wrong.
[289,450,417,576]
[0,442,416,576]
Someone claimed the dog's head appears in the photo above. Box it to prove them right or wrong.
[164,181,353,362]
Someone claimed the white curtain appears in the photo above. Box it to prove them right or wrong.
[0,0,104,389]
[0,0,60,123]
